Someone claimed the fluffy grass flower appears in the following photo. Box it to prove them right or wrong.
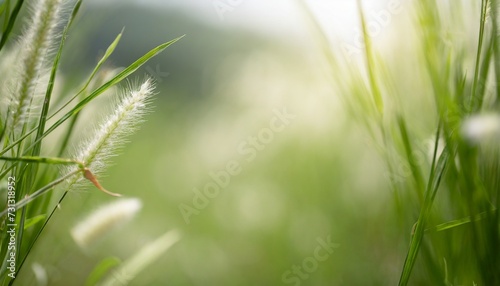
[7,0,63,132]
[70,198,142,248]
[65,79,155,191]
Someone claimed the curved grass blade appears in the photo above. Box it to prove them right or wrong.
[397,115,425,203]
[0,36,184,157]
[0,0,24,51]
[51,27,124,116]
[470,0,488,109]
[399,123,450,285]
[426,209,497,233]
[0,169,81,217]
[99,230,181,286]
[85,257,122,286]
[356,0,383,115]
[55,28,124,157]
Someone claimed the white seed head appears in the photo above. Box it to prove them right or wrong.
[8,0,64,131]
[461,113,500,144]
[70,198,142,248]
[65,79,155,190]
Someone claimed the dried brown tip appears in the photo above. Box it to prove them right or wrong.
[83,168,122,197]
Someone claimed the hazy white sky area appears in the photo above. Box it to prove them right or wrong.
[88,0,405,46]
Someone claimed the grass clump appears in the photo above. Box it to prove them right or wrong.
[0,0,181,284]
[301,0,500,284]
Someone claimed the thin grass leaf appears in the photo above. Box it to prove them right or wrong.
[426,209,497,232]
[0,169,80,217]
[0,0,10,31]
[474,37,493,112]
[55,29,123,157]
[397,116,426,202]
[491,0,500,102]
[0,0,23,52]
[22,214,46,230]
[36,37,181,145]
[0,36,183,157]
[0,156,84,168]
[99,230,181,286]
[356,0,383,115]
[471,0,489,109]
[51,28,124,117]
[85,257,122,286]
[399,134,450,285]
[0,197,26,284]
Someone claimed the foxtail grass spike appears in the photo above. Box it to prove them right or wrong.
[64,79,155,193]
[8,0,63,132]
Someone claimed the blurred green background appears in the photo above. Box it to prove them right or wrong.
[12,0,433,285]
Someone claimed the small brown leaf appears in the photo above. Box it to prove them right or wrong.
[83,168,122,197]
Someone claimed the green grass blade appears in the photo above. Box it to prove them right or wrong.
[426,209,497,232]
[22,214,46,230]
[397,115,426,202]
[38,36,183,144]
[356,0,383,115]
[99,230,181,286]
[0,36,183,157]
[0,0,24,51]
[54,28,123,157]
[399,143,450,285]
[51,28,123,117]
[85,257,122,286]
[0,156,84,168]
[0,0,10,31]
[14,190,70,279]
[0,169,80,217]
[470,0,488,110]
[491,0,500,102]
[474,37,493,113]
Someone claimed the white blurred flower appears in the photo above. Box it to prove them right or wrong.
[461,113,500,144]
[71,198,142,248]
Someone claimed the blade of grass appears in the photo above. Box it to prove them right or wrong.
[399,123,450,285]
[473,37,493,113]
[55,29,124,157]
[397,115,426,203]
[85,257,122,286]
[0,36,184,157]
[470,0,488,110]
[356,0,384,116]
[0,156,84,168]
[0,0,23,51]
[426,209,497,232]
[0,169,80,217]
[50,27,124,117]
[491,0,500,103]
[99,230,181,286]
[0,0,10,31]
[22,214,46,230]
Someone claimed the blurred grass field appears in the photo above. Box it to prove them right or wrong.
[3,0,500,285]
